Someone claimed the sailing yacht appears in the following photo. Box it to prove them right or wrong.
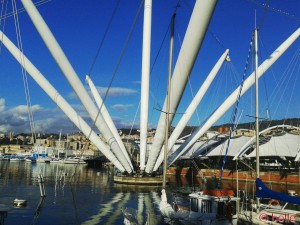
[237,28,300,225]
[159,2,240,225]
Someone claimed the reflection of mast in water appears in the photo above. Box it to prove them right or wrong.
[81,192,127,225]
[144,193,159,225]
[53,164,67,204]
[31,197,46,225]
[105,193,131,224]
[34,163,46,178]
[151,191,161,206]
[137,193,144,224]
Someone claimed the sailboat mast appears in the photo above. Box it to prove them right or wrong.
[254,28,259,179]
[169,28,300,166]
[163,14,175,189]
[254,27,260,210]
[145,0,218,173]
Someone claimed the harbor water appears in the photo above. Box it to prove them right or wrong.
[0,161,177,225]
[0,161,299,225]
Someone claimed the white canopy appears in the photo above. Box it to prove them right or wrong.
[206,136,252,157]
[247,133,300,158]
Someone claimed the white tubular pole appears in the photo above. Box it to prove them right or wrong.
[139,0,152,172]
[20,0,132,173]
[153,49,229,171]
[86,75,133,170]
[168,28,300,166]
[0,31,126,172]
[145,0,218,173]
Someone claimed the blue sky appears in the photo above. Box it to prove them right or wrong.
[0,0,299,135]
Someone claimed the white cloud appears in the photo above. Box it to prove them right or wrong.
[97,87,138,97]
[0,98,5,112]
[67,86,137,100]
[0,100,79,134]
[111,104,134,112]
[112,116,139,129]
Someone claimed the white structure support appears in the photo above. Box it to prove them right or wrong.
[86,75,133,170]
[234,125,300,160]
[145,0,218,173]
[0,31,126,172]
[21,0,132,173]
[140,0,152,171]
[153,49,229,171]
[168,28,300,166]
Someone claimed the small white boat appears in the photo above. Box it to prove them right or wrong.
[9,157,20,162]
[13,199,27,207]
[49,158,62,163]
[160,189,240,225]
[25,157,37,163]
[62,157,86,164]
[36,157,51,163]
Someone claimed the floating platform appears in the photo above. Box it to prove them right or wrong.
[113,175,166,186]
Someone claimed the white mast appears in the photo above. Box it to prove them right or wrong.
[168,28,300,166]
[20,0,133,173]
[153,49,229,171]
[140,0,152,172]
[163,13,175,189]
[254,27,260,211]
[0,30,126,172]
[86,75,133,170]
[145,0,218,173]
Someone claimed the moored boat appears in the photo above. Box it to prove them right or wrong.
[159,188,239,224]
[62,157,86,164]
[25,157,36,163]
[36,157,51,163]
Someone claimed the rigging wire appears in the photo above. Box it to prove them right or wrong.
[148,0,181,127]
[68,2,146,220]
[281,47,300,122]
[218,36,254,188]
[87,0,121,77]
[255,0,270,30]
[127,100,140,146]
[208,29,227,51]
[76,0,145,164]
[0,0,50,20]
[227,62,254,130]
[248,0,299,127]
[11,0,37,142]
[256,36,272,129]
[0,0,9,53]
[267,46,300,124]
[247,0,300,23]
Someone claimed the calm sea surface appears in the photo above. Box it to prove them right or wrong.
[0,161,299,225]
[0,161,178,225]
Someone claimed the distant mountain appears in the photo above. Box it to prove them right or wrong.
[151,118,300,138]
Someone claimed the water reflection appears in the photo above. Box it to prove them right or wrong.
[0,161,299,225]
[0,161,164,224]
